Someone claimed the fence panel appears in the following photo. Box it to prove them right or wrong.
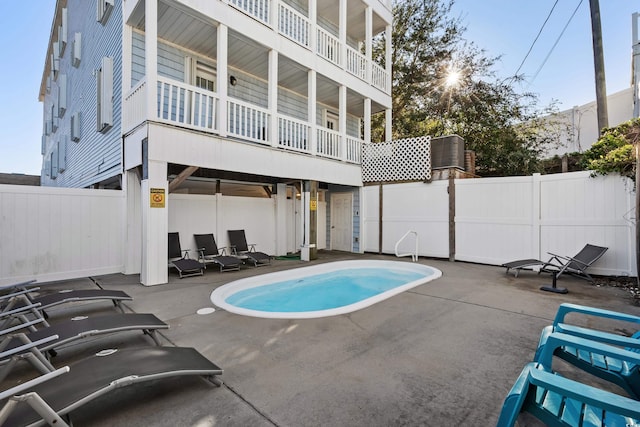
[0,185,124,285]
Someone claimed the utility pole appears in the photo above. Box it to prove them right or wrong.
[589,0,609,133]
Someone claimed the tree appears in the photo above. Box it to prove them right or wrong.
[372,0,560,176]
[582,118,640,285]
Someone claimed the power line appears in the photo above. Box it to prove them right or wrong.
[512,0,560,78]
[528,0,585,86]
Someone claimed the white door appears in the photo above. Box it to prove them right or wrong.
[330,192,352,251]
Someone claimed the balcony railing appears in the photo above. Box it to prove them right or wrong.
[316,27,341,66]
[278,115,309,152]
[371,62,389,92]
[123,77,362,164]
[346,46,367,81]
[278,3,310,48]
[157,76,218,132]
[317,127,341,160]
[228,0,270,24]
[228,99,270,145]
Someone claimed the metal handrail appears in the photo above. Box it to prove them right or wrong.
[395,231,418,262]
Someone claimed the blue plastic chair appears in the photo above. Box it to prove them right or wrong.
[534,303,640,399]
[498,333,640,427]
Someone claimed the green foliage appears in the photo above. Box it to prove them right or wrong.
[581,118,640,181]
[372,0,562,176]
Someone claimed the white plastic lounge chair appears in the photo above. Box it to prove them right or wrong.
[0,346,223,426]
[168,232,204,278]
[502,243,608,282]
[497,332,640,426]
[194,234,241,272]
[227,229,271,267]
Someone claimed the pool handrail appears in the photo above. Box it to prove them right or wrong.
[395,231,418,262]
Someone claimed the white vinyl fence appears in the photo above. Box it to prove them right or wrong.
[362,171,637,277]
[0,185,125,286]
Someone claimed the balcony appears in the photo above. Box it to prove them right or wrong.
[124,76,364,164]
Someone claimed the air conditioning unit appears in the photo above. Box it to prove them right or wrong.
[430,135,465,170]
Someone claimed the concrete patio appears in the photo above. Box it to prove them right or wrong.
[3,251,639,426]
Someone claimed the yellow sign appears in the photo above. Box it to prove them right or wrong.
[310,200,317,211]
[150,188,165,208]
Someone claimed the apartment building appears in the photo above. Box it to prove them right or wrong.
[39,0,393,284]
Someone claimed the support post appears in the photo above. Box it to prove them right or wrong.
[589,0,609,132]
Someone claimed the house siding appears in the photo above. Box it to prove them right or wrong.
[42,0,123,188]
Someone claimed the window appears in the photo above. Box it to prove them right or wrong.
[97,57,113,133]
[195,61,216,92]
[71,112,81,142]
[96,0,114,25]
[57,75,67,118]
[72,33,81,67]
[50,104,58,133]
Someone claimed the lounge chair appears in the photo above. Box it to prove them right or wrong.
[502,243,608,282]
[227,229,271,267]
[168,232,204,278]
[0,346,223,426]
[497,332,640,426]
[194,234,241,272]
[0,313,168,379]
[0,282,132,321]
[534,303,640,399]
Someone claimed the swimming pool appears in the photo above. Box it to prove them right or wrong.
[210,260,442,319]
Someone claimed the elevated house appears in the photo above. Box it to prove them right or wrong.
[39,0,393,285]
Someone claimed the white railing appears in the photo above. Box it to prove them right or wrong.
[278,3,310,48]
[157,77,218,132]
[395,230,419,262]
[316,27,341,66]
[123,78,147,132]
[278,115,309,152]
[345,136,362,164]
[346,46,367,80]
[228,98,270,145]
[228,0,270,24]
[316,128,341,159]
[371,62,389,92]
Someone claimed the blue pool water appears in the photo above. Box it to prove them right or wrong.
[225,268,424,312]
[211,260,442,319]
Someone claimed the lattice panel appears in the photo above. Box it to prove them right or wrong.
[362,136,431,183]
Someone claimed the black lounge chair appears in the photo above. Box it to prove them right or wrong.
[194,234,241,272]
[227,229,271,267]
[502,243,608,282]
[0,282,132,321]
[168,232,204,278]
[0,346,223,426]
[0,313,169,380]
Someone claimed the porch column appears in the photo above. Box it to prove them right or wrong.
[274,183,288,256]
[364,98,371,143]
[385,108,392,142]
[365,6,372,81]
[269,49,279,147]
[217,24,228,137]
[300,180,317,261]
[339,85,347,159]
[385,23,392,92]
[339,0,347,68]
[123,169,142,275]
[309,0,317,53]
[141,157,169,286]
[145,0,158,121]
[308,69,317,155]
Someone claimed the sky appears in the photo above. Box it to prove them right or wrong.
[0,0,637,175]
